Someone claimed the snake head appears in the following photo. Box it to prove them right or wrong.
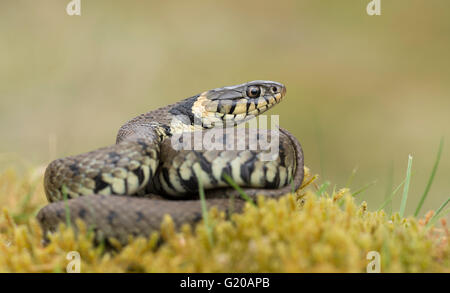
[193,80,286,128]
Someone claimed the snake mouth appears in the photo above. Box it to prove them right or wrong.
[195,81,286,127]
[215,93,283,115]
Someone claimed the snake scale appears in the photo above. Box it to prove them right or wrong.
[37,81,304,245]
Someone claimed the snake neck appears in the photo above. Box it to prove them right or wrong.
[117,79,287,145]
[116,94,205,145]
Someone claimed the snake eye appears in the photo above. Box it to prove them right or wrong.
[246,86,261,98]
[270,86,278,94]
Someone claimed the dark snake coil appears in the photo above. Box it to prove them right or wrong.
[37,81,304,245]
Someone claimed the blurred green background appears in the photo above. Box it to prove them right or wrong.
[0,0,449,216]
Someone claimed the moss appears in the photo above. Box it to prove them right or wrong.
[0,166,448,273]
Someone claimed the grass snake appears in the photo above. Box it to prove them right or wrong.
[37,81,304,244]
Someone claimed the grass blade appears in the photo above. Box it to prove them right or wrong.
[223,174,255,205]
[291,177,295,194]
[317,181,330,196]
[345,166,358,188]
[197,178,213,245]
[384,162,394,214]
[313,110,326,179]
[399,155,413,218]
[427,197,450,228]
[378,170,417,212]
[351,180,377,198]
[414,138,444,217]
[12,181,38,222]
[378,177,406,211]
[61,185,71,228]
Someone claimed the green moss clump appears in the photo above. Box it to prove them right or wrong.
[0,167,448,272]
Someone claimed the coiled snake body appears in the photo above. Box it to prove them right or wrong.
[37,81,304,244]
